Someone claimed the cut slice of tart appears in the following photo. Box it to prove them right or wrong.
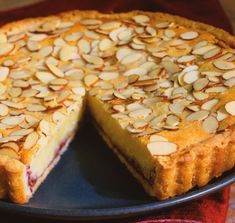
[0,10,235,203]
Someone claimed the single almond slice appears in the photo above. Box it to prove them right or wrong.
[78,39,90,54]
[202,116,218,133]
[213,60,235,70]
[147,141,177,156]
[36,71,56,84]
[1,115,24,125]
[121,53,142,65]
[0,148,19,159]
[27,104,46,112]
[149,135,168,142]
[82,54,104,66]
[222,70,235,80]
[133,15,150,24]
[177,55,195,63]
[100,22,121,30]
[186,110,209,121]
[0,43,14,56]
[180,31,198,40]
[39,120,50,135]
[99,72,119,80]
[46,63,64,77]
[0,104,9,116]
[225,101,235,115]
[10,128,33,136]
[203,47,221,59]
[0,67,9,82]
[129,108,152,119]
[84,74,98,87]
[183,70,199,84]
[99,38,112,51]
[23,132,39,150]
[193,78,209,91]
[201,99,219,111]
[1,142,19,152]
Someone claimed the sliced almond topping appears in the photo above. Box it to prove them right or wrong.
[8,87,22,98]
[222,70,235,80]
[225,101,235,115]
[147,141,177,156]
[224,77,235,87]
[36,71,56,84]
[186,110,209,121]
[1,115,24,125]
[205,86,227,93]
[82,54,104,66]
[217,107,228,121]
[84,74,98,87]
[10,128,33,136]
[39,120,50,135]
[0,43,14,56]
[46,63,64,77]
[59,45,77,61]
[72,87,86,96]
[133,121,148,129]
[0,104,8,116]
[166,114,180,126]
[129,108,152,119]
[23,131,39,150]
[80,19,101,26]
[203,47,221,59]
[177,55,195,63]
[99,72,119,80]
[50,78,68,86]
[164,29,176,38]
[183,70,199,84]
[193,78,209,91]
[1,142,19,152]
[201,99,218,111]
[192,45,216,55]
[100,22,121,30]
[65,32,83,42]
[149,135,168,142]
[99,38,112,51]
[180,31,199,40]
[113,105,125,113]
[202,116,218,133]
[27,40,41,51]
[133,15,150,24]
[0,67,9,82]
[156,22,169,29]
[213,60,235,70]
[0,148,19,159]
[27,104,46,112]
[78,39,90,54]
[128,74,139,84]
[121,53,142,65]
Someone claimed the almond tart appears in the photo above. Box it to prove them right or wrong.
[0,10,235,204]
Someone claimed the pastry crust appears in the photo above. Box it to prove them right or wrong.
[0,10,235,203]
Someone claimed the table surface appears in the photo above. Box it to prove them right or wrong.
[0,0,234,222]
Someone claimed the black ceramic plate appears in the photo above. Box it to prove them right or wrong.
[0,118,234,220]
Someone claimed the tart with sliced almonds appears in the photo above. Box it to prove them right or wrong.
[0,10,235,204]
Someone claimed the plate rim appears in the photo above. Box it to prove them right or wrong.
[0,168,234,220]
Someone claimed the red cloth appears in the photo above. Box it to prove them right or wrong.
[0,1,232,223]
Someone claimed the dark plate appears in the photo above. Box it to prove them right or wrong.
[0,118,234,220]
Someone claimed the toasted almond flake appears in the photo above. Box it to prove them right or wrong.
[99,72,119,80]
[27,40,41,51]
[217,107,228,121]
[112,104,125,113]
[39,46,53,57]
[116,48,132,61]
[65,32,83,42]
[202,116,218,133]
[183,70,200,84]
[127,125,144,133]
[161,61,180,74]
[133,121,148,129]
[8,87,22,98]
[99,38,112,51]
[10,128,33,136]
[149,135,168,142]
[222,70,235,80]
[201,99,219,111]
[59,45,77,61]
[72,87,86,96]
[84,31,100,39]
[224,77,235,87]
[46,63,64,77]
[203,47,221,59]
[0,67,9,82]
[133,15,150,24]
[10,70,31,80]
[166,115,180,126]
[177,55,195,63]
[0,43,14,56]
[1,142,19,152]
[83,54,104,66]
[100,22,121,30]
[0,148,19,159]
[0,104,8,116]
[156,22,169,29]
[50,78,68,86]
[27,104,46,112]
[213,60,235,70]
[84,74,98,86]
[193,91,209,100]
[1,100,24,109]
[129,108,152,119]
[180,31,199,40]
[128,74,139,84]
[3,59,14,67]
[1,115,24,125]
[225,101,235,115]
[147,141,177,156]
[205,86,227,93]
[201,71,222,77]
[36,71,56,84]
[29,33,47,41]
[192,45,216,55]
[23,132,39,150]
[164,29,176,38]
[39,120,50,135]
[80,18,101,26]
[113,91,126,100]
[193,78,209,91]
[121,53,142,64]
[78,39,90,54]
[186,110,209,121]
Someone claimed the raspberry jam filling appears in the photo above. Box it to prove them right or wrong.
[27,138,69,191]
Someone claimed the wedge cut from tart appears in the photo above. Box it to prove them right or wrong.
[0,10,235,204]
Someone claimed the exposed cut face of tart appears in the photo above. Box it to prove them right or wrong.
[0,10,235,203]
